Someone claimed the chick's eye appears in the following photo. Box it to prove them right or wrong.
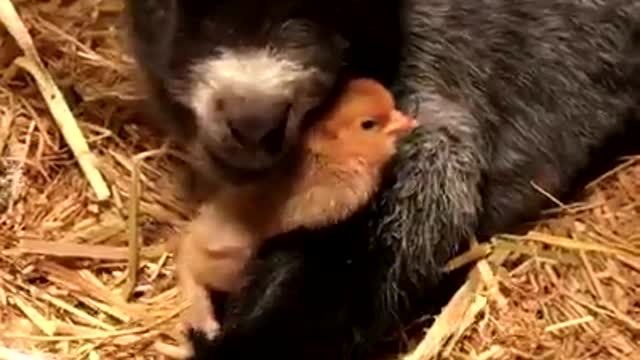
[360,118,378,130]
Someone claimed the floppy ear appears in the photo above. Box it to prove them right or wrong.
[125,0,176,44]
[124,0,178,73]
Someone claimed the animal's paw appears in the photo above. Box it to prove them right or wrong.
[179,316,220,359]
[185,328,215,358]
[182,312,221,340]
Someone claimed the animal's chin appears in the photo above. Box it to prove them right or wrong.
[201,144,286,184]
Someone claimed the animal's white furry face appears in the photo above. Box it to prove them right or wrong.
[187,48,314,121]
[126,0,350,182]
[173,47,334,175]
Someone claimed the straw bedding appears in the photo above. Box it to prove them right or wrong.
[0,1,638,359]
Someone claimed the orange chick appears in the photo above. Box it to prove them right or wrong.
[176,78,417,345]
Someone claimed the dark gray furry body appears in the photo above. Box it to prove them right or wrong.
[125,0,640,359]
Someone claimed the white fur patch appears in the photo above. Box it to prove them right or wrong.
[179,48,317,126]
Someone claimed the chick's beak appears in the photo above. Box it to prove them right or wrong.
[383,110,418,135]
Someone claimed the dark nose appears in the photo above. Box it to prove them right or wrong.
[226,106,291,154]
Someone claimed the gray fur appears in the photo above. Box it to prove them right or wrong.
[124,0,640,358]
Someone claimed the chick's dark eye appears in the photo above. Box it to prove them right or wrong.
[360,118,378,130]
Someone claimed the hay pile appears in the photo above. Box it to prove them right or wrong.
[414,160,640,360]
[0,1,638,359]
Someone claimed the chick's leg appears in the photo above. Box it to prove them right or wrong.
[177,229,221,340]
[177,205,254,340]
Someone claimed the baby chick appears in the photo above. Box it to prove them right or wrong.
[176,78,417,343]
